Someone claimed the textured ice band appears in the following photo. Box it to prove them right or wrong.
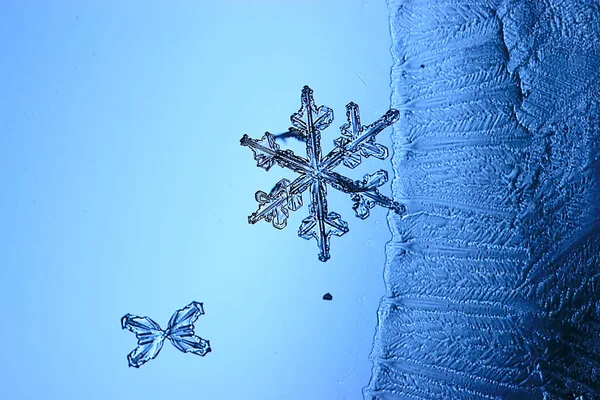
[366,0,600,399]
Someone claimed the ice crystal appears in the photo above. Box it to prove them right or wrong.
[121,301,211,368]
[241,86,404,261]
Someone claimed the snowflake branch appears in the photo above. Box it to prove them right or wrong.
[248,176,311,227]
[321,108,400,171]
[240,133,310,174]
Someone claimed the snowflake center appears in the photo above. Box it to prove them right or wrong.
[309,167,326,180]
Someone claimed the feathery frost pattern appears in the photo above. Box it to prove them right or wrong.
[366,0,600,399]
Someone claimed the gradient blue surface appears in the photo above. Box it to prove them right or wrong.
[0,1,395,399]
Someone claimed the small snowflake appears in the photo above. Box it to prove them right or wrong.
[241,86,404,261]
[121,301,211,368]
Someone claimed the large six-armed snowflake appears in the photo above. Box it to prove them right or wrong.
[241,86,404,261]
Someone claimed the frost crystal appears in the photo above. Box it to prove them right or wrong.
[121,301,211,368]
[241,86,404,261]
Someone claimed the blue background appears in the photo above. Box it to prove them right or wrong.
[0,1,395,399]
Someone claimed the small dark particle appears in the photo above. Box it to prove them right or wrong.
[322,293,333,301]
[420,64,425,68]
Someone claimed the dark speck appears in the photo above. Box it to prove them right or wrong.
[420,64,425,68]
[323,293,333,301]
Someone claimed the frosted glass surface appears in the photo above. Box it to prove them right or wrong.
[366,1,600,399]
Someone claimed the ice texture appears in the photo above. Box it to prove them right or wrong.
[121,301,211,368]
[366,0,600,399]
[241,86,404,262]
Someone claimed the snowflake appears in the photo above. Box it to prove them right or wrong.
[121,301,211,368]
[240,86,404,262]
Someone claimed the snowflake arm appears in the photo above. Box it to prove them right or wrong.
[166,301,211,356]
[324,170,405,219]
[321,105,400,171]
[248,176,310,228]
[296,86,332,168]
[121,314,166,368]
[299,180,348,262]
[240,133,310,174]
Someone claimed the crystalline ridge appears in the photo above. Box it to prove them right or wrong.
[241,86,404,261]
[121,301,211,368]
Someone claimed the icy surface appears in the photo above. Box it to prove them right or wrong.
[241,86,404,261]
[366,0,600,399]
[121,301,211,368]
